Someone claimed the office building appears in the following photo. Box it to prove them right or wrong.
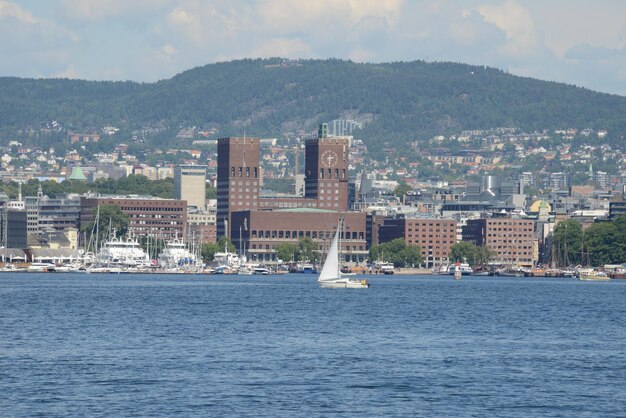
[462,218,535,266]
[80,195,187,240]
[174,165,207,209]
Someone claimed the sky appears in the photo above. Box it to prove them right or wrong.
[1,0,626,95]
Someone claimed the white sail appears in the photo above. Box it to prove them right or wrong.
[317,227,341,282]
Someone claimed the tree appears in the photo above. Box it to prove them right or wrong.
[584,215,626,266]
[449,242,479,265]
[552,220,583,266]
[369,238,423,268]
[201,243,220,263]
[393,181,412,199]
[81,204,129,243]
[475,245,496,265]
[275,242,300,263]
[299,237,319,262]
[201,238,235,263]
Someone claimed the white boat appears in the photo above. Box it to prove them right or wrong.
[238,265,254,275]
[375,261,395,275]
[253,266,271,275]
[213,245,241,271]
[318,220,370,289]
[0,263,26,272]
[158,239,202,271]
[93,232,151,270]
[27,262,57,272]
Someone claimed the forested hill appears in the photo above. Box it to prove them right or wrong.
[1,58,626,150]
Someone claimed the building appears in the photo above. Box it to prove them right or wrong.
[230,209,367,264]
[1,208,28,248]
[609,200,626,220]
[174,165,207,209]
[543,172,570,191]
[462,218,536,267]
[80,195,187,240]
[187,210,217,244]
[304,135,350,211]
[217,132,352,239]
[376,216,457,267]
[216,137,261,238]
[68,132,100,144]
[328,119,362,136]
[594,171,609,190]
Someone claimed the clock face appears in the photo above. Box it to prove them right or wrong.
[321,150,338,167]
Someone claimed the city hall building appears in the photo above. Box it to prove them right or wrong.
[216,127,365,263]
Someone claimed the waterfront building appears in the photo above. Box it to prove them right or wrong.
[174,165,207,209]
[462,218,536,267]
[217,129,352,240]
[230,209,367,264]
[80,195,187,240]
[375,216,457,267]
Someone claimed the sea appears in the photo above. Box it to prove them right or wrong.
[1,273,625,417]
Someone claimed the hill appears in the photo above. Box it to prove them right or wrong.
[1,58,625,151]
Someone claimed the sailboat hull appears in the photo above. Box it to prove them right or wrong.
[319,279,370,289]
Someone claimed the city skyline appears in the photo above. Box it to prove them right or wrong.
[1,0,626,95]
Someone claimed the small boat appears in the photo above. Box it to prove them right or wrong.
[578,268,610,281]
[297,263,317,274]
[253,266,271,275]
[375,262,395,275]
[238,265,254,275]
[317,219,369,289]
[27,262,57,272]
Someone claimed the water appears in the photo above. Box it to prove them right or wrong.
[1,274,625,417]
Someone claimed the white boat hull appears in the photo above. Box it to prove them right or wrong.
[319,278,370,289]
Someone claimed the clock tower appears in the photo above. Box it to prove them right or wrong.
[305,125,350,211]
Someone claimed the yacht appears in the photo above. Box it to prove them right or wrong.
[253,265,271,275]
[158,239,202,271]
[27,262,57,272]
[93,233,151,271]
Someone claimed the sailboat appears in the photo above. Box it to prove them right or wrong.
[317,219,370,289]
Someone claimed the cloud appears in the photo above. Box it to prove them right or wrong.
[0,0,38,23]
[0,1,79,77]
[476,0,540,57]
[61,0,173,21]
[2,0,626,94]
